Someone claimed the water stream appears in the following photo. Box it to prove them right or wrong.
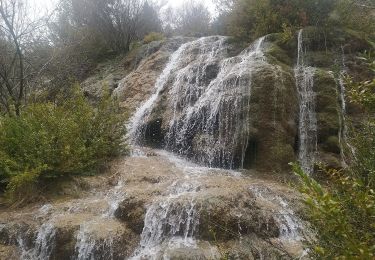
[295,29,317,174]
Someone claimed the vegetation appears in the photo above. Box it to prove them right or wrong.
[162,0,211,36]
[214,0,375,42]
[0,87,126,203]
[0,2,374,258]
[143,32,165,44]
[293,52,375,259]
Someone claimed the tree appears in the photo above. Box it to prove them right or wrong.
[0,0,46,115]
[334,0,375,37]
[137,1,162,38]
[54,0,161,53]
[162,0,211,36]
[224,0,336,41]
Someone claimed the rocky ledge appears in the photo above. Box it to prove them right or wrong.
[0,148,311,260]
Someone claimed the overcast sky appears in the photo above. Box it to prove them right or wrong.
[29,0,216,15]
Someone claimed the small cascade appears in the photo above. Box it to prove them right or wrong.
[335,71,349,165]
[131,179,201,259]
[295,29,317,174]
[249,186,303,241]
[335,47,356,164]
[72,180,125,259]
[11,179,126,260]
[19,222,56,260]
[74,221,115,260]
[129,36,269,169]
[336,72,356,163]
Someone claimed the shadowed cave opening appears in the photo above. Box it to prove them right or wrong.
[244,138,258,169]
[143,118,164,148]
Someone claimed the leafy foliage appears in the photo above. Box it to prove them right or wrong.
[143,32,165,44]
[347,51,375,111]
[218,0,374,43]
[334,0,375,37]
[292,163,375,259]
[0,86,127,202]
[226,0,335,41]
[293,52,375,259]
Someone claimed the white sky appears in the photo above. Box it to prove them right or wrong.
[166,0,216,14]
[29,0,216,15]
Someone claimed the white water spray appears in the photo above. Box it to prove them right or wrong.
[129,36,268,169]
[295,29,317,174]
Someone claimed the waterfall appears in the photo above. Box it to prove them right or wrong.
[336,74,357,165]
[13,179,126,260]
[74,221,115,260]
[131,177,201,259]
[127,37,227,144]
[19,222,56,260]
[165,37,266,169]
[295,29,317,174]
[249,186,304,241]
[129,36,268,169]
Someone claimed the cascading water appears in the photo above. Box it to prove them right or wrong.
[127,37,225,145]
[165,37,266,169]
[129,36,268,169]
[295,29,317,174]
[335,47,356,164]
[127,36,279,258]
[12,179,126,260]
[333,71,349,166]
[20,222,56,260]
[249,186,304,241]
[131,178,201,259]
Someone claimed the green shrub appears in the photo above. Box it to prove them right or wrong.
[143,32,165,44]
[0,86,127,202]
[227,0,335,41]
[292,164,375,259]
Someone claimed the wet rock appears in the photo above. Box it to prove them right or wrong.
[222,234,301,260]
[0,245,19,259]
[0,150,310,260]
[247,64,298,171]
[115,196,147,234]
[161,240,221,260]
[113,37,194,113]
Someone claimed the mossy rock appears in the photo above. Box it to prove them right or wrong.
[265,43,293,66]
[317,112,340,143]
[298,26,372,55]
[247,64,298,171]
[318,151,342,170]
[314,69,336,93]
[305,50,336,68]
[314,69,339,113]
[323,135,341,154]
[269,143,296,171]
[267,33,298,64]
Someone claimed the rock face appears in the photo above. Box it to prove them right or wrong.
[0,150,310,260]
[113,37,194,113]
[124,36,301,171]
[100,28,369,172]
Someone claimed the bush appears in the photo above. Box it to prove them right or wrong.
[0,86,127,202]
[292,163,375,259]
[143,32,165,44]
[226,0,335,41]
